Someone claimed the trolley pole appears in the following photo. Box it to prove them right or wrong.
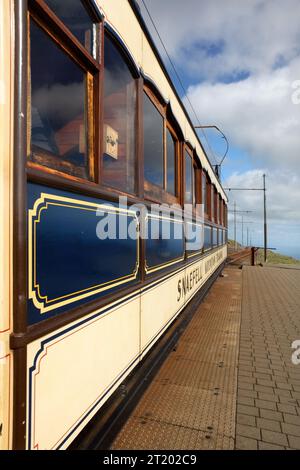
[263,174,267,263]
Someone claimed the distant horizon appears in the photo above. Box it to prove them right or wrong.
[275,246,300,261]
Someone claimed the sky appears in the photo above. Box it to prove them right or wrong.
[137,0,300,259]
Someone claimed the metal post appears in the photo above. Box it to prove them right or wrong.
[247,227,249,247]
[242,215,244,247]
[263,174,267,262]
[251,247,255,266]
[234,201,237,251]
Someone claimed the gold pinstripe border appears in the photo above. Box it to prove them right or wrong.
[145,214,185,274]
[28,193,139,314]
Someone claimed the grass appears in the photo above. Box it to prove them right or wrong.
[256,249,300,265]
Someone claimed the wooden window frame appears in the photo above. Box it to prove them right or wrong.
[27,0,102,184]
[143,87,181,205]
[100,30,142,197]
[219,196,223,226]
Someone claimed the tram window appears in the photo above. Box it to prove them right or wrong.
[29,20,90,179]
[43,0,96,56]
[204,226,212,250]
[166,128,176,195]
[202,172,207,213]
[211,184,214,221]
[213,228,218,247]
[206,178,211,217]
[143,93,164,187]
[220,197,224,225]
[215,192,220,223]
[102,35,137,194]
[185,151,193,204]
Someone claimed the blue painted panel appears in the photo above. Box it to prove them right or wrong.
[186,221,204,253]
[204,226,212,250]
[145,216,184,272]
[28,183,139,324]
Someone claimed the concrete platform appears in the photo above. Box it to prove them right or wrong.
[110,264,300,450]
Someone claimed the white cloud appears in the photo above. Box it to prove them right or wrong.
[185,57,300,168]
[140,0,300,255]
[140,0,300,79]
[225,169,300,253]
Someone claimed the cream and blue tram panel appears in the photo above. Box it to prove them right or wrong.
[0,0,228,450]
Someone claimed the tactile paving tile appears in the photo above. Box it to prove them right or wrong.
[111,267,242,450]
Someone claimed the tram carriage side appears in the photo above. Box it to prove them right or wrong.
[0,0,228,450]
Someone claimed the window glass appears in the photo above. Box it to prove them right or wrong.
[192,165,196,206]
[30,20,89,179]
[144,93,164,187]
[202,173,207,212]
[44,0,95,54]
[206,179,210,215]
[211,185,214,219]
[166,129,176,195]
[204,226,212,250]
[213,227,218,247]
[103,35,137,193]
[185,151,193,204]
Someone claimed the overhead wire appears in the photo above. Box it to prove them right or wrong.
[140,0,218,165]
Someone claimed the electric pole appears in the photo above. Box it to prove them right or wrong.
[225,174,268,261]
[263,174,267,263]
[242,215,244,247]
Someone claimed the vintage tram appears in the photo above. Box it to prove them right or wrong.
[0,0,227,449]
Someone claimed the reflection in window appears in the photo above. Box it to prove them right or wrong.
[213,228,218,247]
[166,129,176,195]
[144,93,164,187]
[202,172,207,212]
[211,185,214,220]
[206,178,210,215]
[204,226,212,250]
[43,0,95,55]
[185,151,193,204]
[103,35,137,194]
[29,20,89,179]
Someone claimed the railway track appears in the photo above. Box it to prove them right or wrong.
[227,248,253,265]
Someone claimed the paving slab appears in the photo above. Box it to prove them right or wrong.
[236,266,300,450]
[110,264,300,450]
[111,266,242,450]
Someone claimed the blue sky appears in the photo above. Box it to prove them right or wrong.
[137,0,300,259]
